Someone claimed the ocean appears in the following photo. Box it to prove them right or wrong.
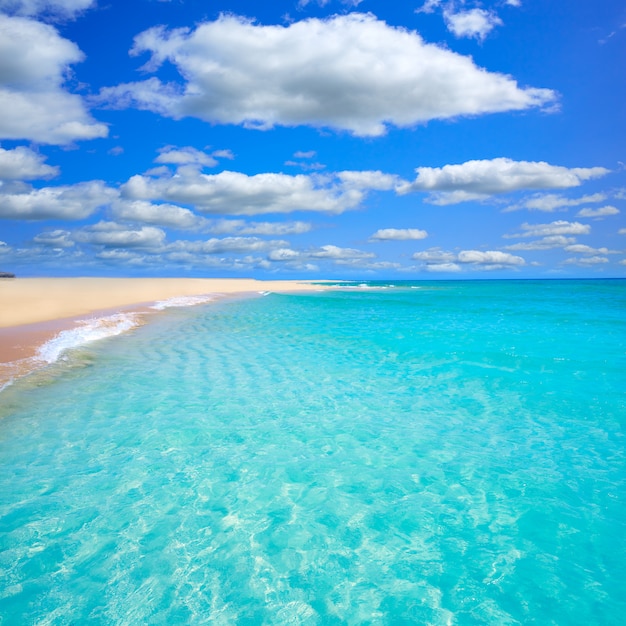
[1,279,625,624]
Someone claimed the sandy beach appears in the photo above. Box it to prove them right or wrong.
[0,277,329,387]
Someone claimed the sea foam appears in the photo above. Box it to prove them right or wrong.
[36,313,143,364]
[150,294,218,310]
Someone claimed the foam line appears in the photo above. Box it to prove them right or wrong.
[36,313,143,364]
[150,294,218,310]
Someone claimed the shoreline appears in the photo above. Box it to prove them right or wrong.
[0,278,331,389]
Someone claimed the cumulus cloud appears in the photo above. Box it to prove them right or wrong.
[75,221,166,248]
[564,244,616,255]
[0,180,116,220]
[309,244,375,260]
[457,249,525,266]
[0,15,107,144]
[338,170,399,190]
[33,229,74,247]
[155,146,220,168]
[576,205,620,218]
[619,228,626,235]
[563,256,609,266]
[268,248,302,262]
[111,199,207,230]
[444,8,503,41]
[370,228,428,241]
[0,146,59,180]
[398,158,610,204]
[504,235,577,251]
[96,249,147,264]
[205,219,312,236]
[412,248,458,263]
[416,0,442,14]
[267,244,374,265]
[212,149,234,160]
[503,192,607,212]
[425,262,462,273]
[120,168,369,215]
[504,220,591,238]
[0,0,95,18]
[168,237,289,255]
[412,247,525,270]
[98,13,555,136]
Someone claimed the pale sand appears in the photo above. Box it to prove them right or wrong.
[0,277,330,387]
[0,277,328,327]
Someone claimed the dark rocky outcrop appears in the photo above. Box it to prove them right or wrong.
[0,272,15,278]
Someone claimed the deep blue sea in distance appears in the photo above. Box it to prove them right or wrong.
[1,279,625,624]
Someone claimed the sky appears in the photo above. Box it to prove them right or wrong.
[0,0,625,278]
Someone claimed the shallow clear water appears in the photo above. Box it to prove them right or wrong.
[1,280,625,624]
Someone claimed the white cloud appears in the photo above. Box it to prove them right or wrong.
[121,168,367,216]
[155,146,219,168]
[267,244,375,264]
[168,237,288,255]
[564,244,616,255]
[444,8,503,41]
[505,0,521,6]
[96,249,147,263]
[576,205,620,218]
[338,170,399,190]
[504,220,592,238]
[412,247,525,270]
[619,228,626,235]
[563,256,609,266]
[370,228,428,241]
[112,199,206,230]
[206,219,312,236]
[457,249,525,266]
[412,248,457,263]
[75,222,166,248]
[0,180,116,220]
[0,0,95,18]
[0,15,107,144]
[503,192,607,212]
[0,146,58,180]
[398,158,610,204]
[294,151,316,159]
[99,14,555,137]
[425,262,462,273]
[309,244,375,260]
[504,235,576,251]
[33,229,74,247]
[416,0,442,14]
[211,149,234,160]
[268,248,301,262]
[285,159,326,171]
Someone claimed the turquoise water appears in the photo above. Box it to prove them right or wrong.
[1,280,625,624]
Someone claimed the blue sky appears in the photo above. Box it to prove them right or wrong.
[0,0,624,278]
